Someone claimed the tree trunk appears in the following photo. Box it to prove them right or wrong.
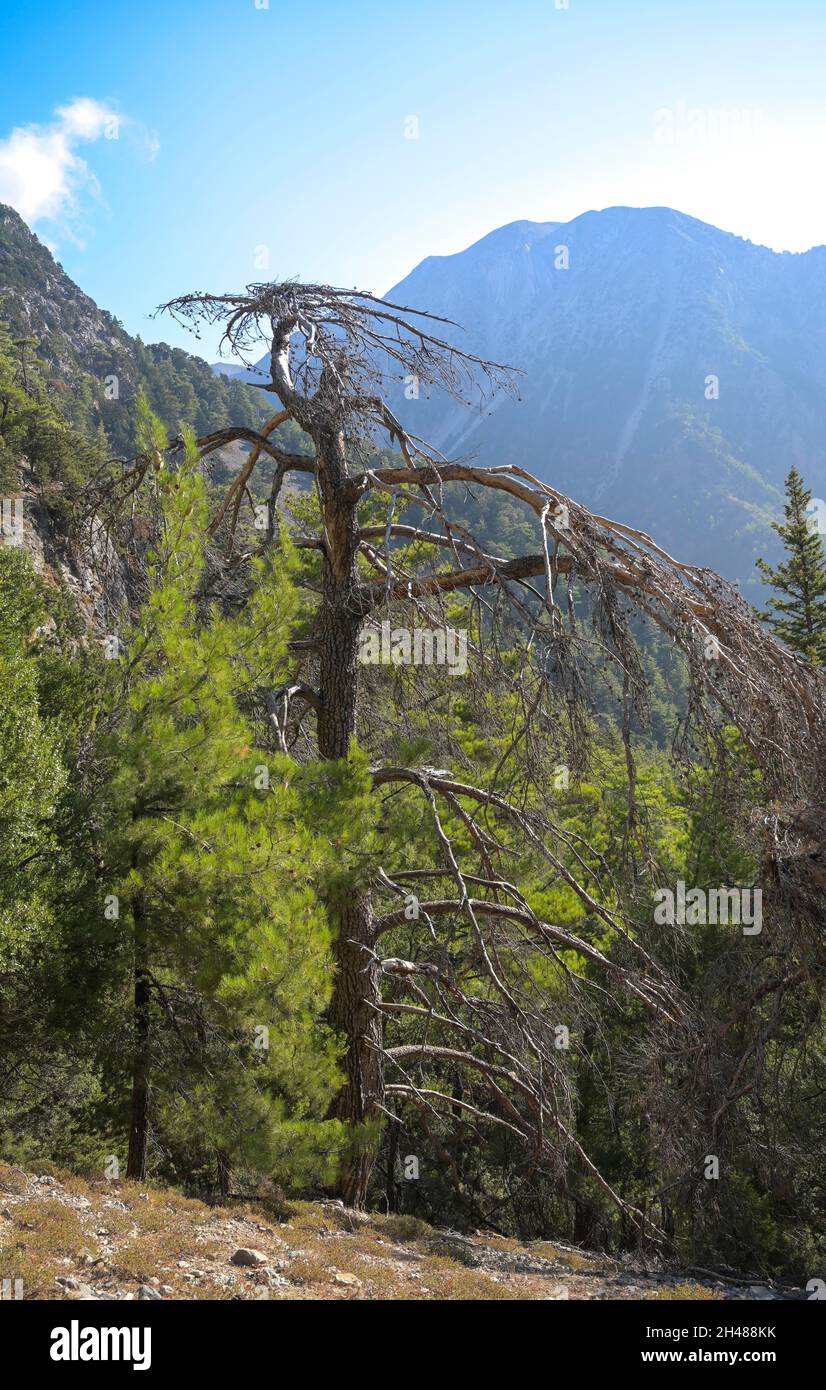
[326,894,384,1206]
[315,427,384,1207]
[126,896,150,1181]
[217,1150,231,1201]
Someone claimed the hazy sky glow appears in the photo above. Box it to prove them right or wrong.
[1,0,825,354]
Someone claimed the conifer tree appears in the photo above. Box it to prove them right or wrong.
[757,466,826,664]
[0,549,66,1068]
[98,407,344,1186]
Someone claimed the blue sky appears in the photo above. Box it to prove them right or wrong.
[1,0,825,357]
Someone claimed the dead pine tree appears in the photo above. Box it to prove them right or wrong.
[119,280,826,1220]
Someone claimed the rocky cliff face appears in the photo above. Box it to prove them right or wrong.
[0,203,273,636]
[1,463,127,645]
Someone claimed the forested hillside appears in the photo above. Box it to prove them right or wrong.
[0,204,270,454]
[2,258,826,1309]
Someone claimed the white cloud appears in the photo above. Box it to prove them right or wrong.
[0,97,158,240]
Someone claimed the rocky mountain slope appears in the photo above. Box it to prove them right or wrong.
[0,1164,804,1303]
[7,199,821,596]
[382,207,826,595]
[0,204,268,456]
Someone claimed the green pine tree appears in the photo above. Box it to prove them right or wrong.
[757,466,826,664]
[0,548,66,1047]
[0,322,104,503]
[96,413,345,1188]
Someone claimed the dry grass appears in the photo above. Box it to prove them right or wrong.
[368,1213,432,1245]
[88,1209,136,1240]
[0,1161,29,1195]
[531,1241,593,1270]
[0,1199,86,1299]
[0,1168,744,1301]
[8,1199,84,1252]
[646,1282,723,1300]
[284,1251,335,1286]
[111,1231,219,1282]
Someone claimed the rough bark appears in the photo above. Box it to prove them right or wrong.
[325,895,384,1206]
[312,426,384,1207]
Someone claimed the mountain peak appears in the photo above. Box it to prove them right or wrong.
[383,206,826,590]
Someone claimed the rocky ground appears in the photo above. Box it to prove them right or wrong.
[0,1163,806,1302]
